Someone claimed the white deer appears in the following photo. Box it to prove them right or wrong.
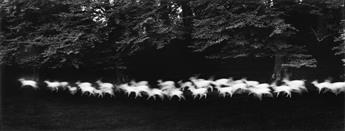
[190,77,213,90]
[67,85,78,95]
[270,82,292,97]
[44,80,60,92]
[188,86,208,99]
[282,79,307,94]
[242,79,260,88]
[162,87,185,101]
[96,80,114,97]
[58,81,69,90]
[248,83,273,100]
[118,83,141,98]
[179,81,207,99]
[217,86,234,98]
[158,80,176,91]
[146,88,164,100]
[212,78,231,91]
[130,80,149,87]
[135,85,151,98]
[93,89,104,98]
[312,80,332,93]
[18,78,38,89]
[329,82,345,95]
[230,80,248,95]
[76,82,95,96]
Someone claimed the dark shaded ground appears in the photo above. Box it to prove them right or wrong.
[1,85,345,131]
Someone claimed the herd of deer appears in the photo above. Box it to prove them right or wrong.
[18,77,345,101]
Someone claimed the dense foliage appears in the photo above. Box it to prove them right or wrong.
[0,0,344,80]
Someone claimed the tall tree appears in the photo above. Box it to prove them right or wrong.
[0,0,108,73]
[190,0,316,80]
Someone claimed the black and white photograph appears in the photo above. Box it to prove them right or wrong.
[0,0,345,130]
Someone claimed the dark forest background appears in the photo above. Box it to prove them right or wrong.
[1,0,344,83]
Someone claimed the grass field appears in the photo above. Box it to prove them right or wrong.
[1,87,345,131]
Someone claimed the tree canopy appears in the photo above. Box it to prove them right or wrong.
[1,0,344,80]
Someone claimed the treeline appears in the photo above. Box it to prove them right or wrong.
[0,0,344,81]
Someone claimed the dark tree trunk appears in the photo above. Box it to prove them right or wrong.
[159,0,171,25]
[309,11,343,78]
[115,68,128,84]
[0,64,3,125]
[284,7,344,79]
[180,0,193,39]
[272,53,284,80]
[33,68,39,82]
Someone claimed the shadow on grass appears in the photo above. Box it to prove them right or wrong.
[1,88,345,131]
